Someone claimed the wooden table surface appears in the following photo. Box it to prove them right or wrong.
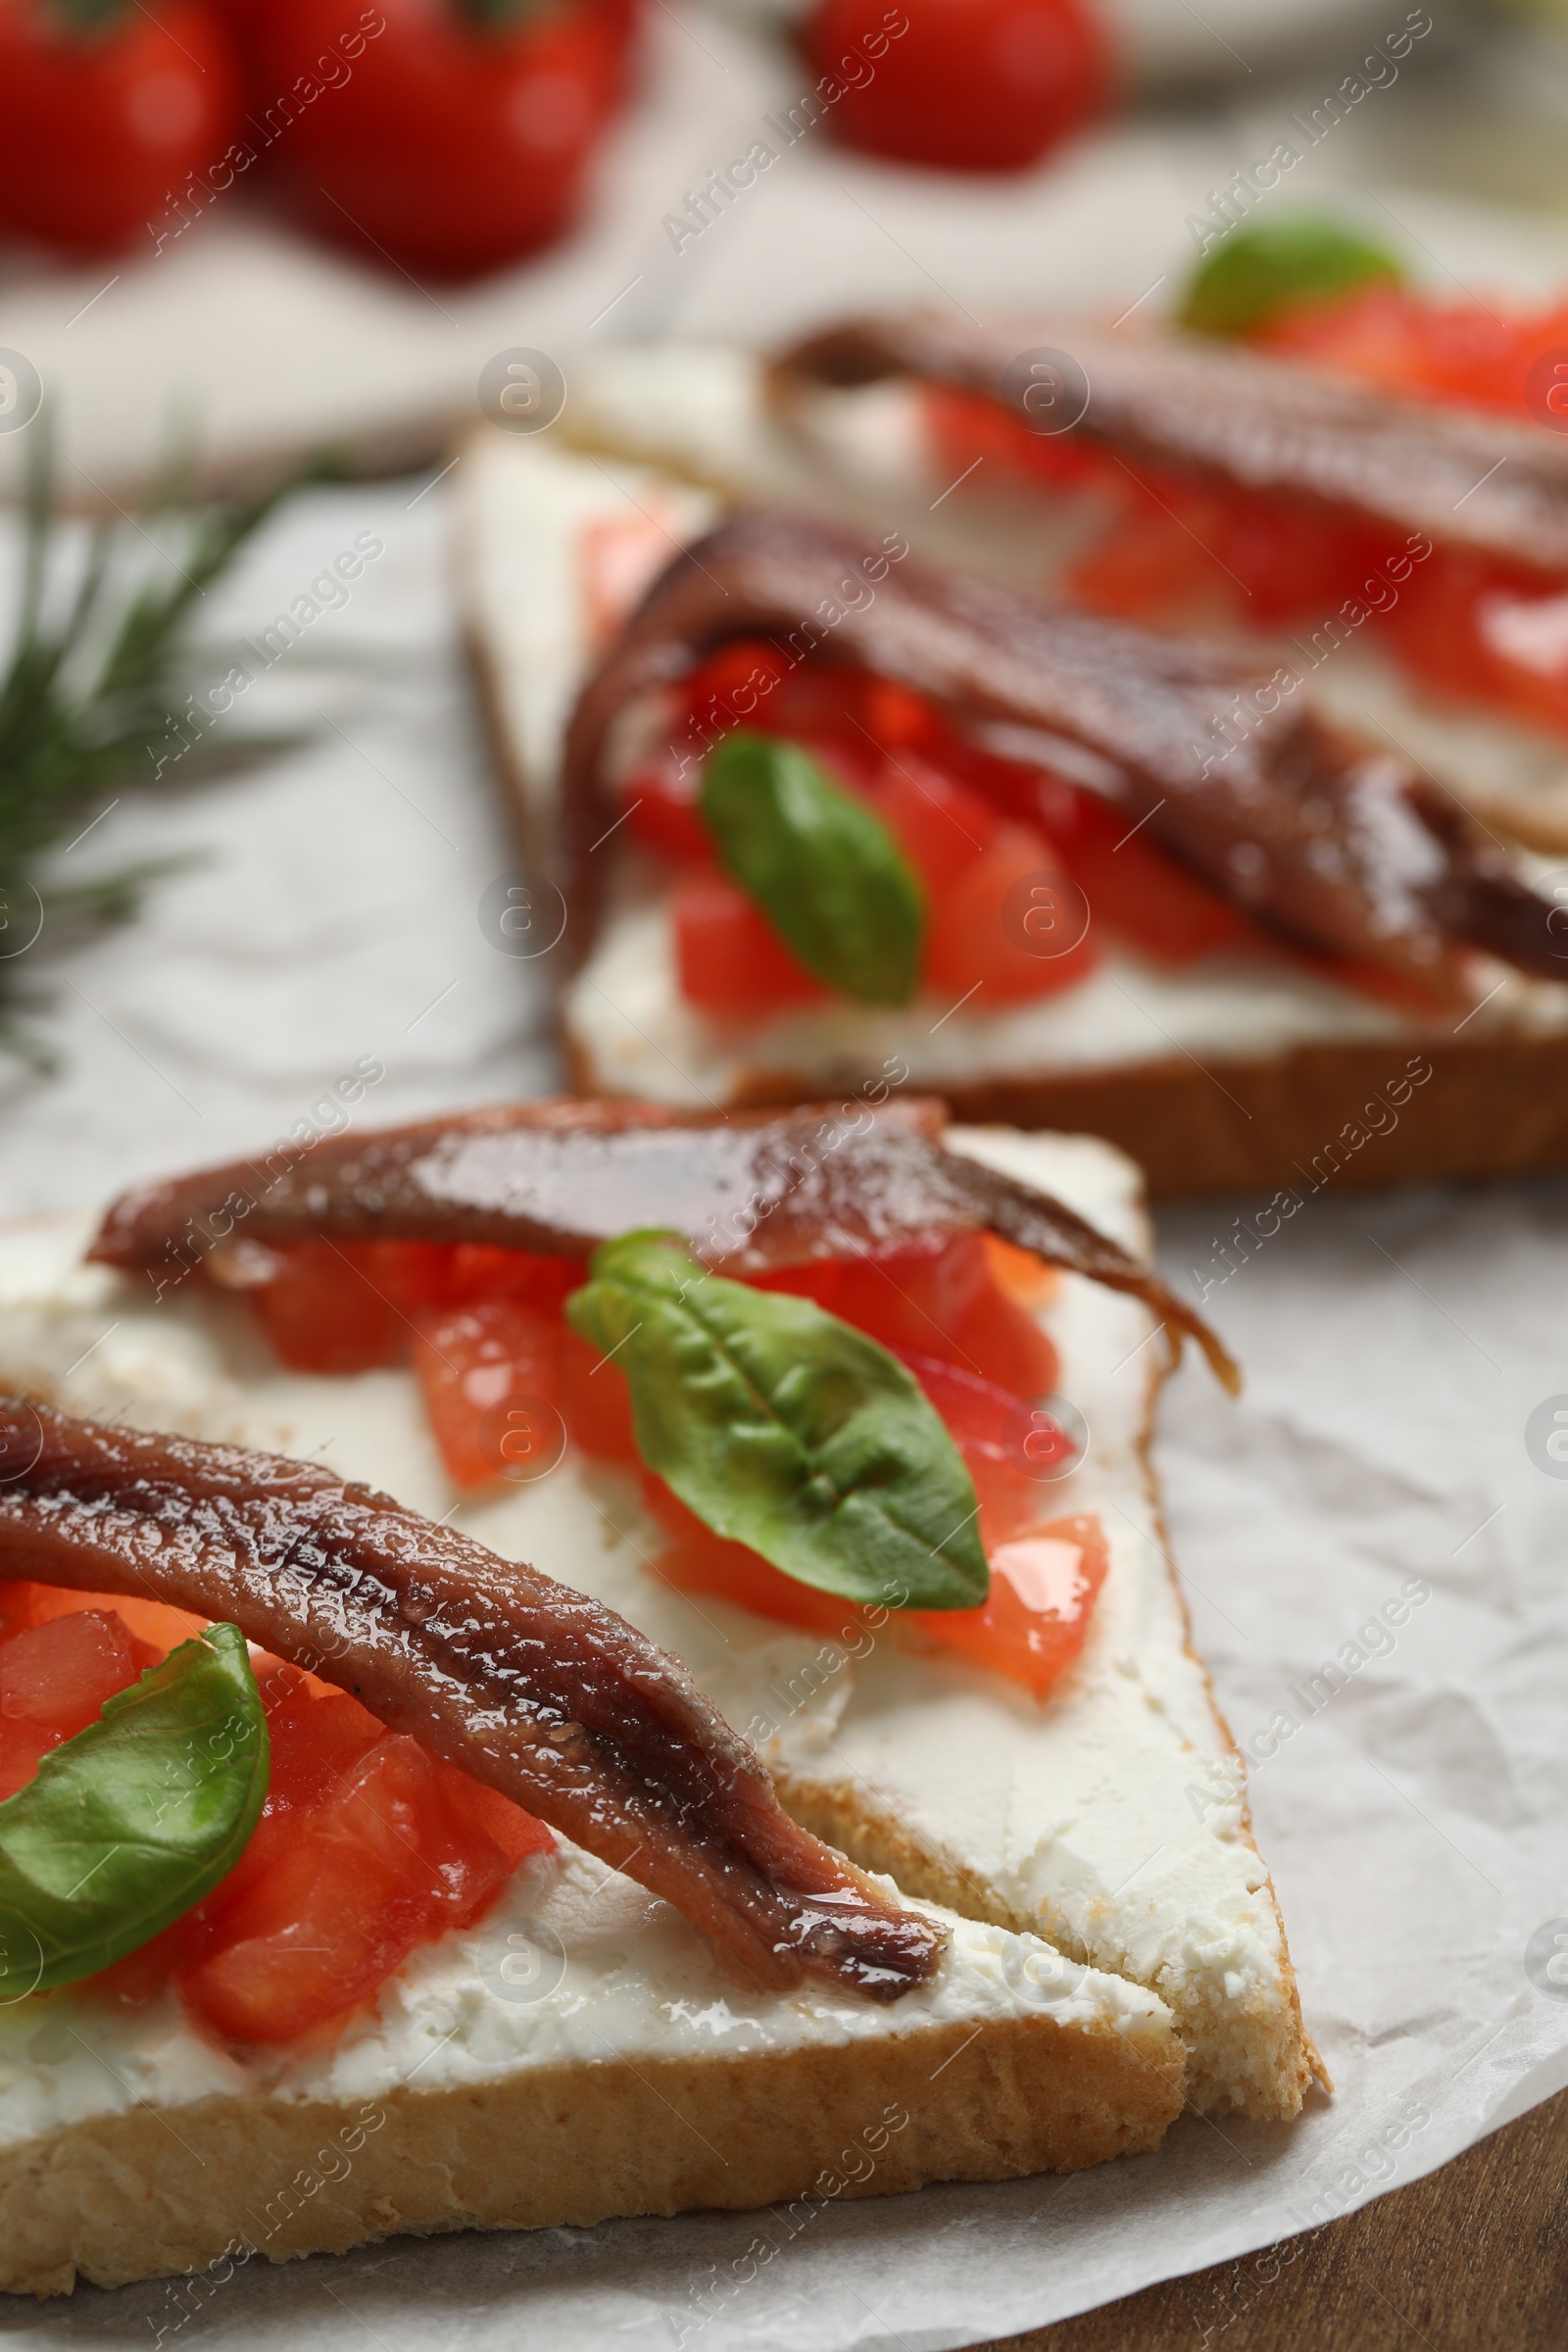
[973,2088,1568,2352]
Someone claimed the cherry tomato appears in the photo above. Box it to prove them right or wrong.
[803,0,1111,175]
[250,0,637,280]
[0,0,242,257]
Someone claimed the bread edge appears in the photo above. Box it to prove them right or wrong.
[0,2005,1183,2296]
[563,1025,1568,1197]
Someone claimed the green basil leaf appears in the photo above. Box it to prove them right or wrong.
[1181,217,1403,338]
[0,1623,269,2002]
[566,1230,988,1611]
[700,730,925,1006]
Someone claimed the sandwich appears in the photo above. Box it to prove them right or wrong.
[0,1098,1315,2292]
[458,389,1568,1194]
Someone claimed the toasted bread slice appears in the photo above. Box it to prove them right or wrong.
[0,1831,1179,2296]
[0,1129,1317,2194]
[456,359,1568,1194]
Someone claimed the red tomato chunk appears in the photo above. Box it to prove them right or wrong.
[633,1299,1101,1697]
[179,1704,548,2046]
[0,1610,153,1800]
[414,1298,563,1491]
[911,1513,1108,1696]
[0,1595,552,2041]
[755,1232,1059,1404]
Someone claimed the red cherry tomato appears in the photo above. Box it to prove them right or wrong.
[803,0,1112,175]
[249,0,637,279]
[0,0,242,257]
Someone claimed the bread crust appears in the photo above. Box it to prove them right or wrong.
[701,1029,1568,1198]
[0,2007,1183,2297]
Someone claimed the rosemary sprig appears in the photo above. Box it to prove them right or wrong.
[0,425,330,1062]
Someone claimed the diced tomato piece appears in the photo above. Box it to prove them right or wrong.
[247,1240,409,1373]
[16,1581,208,1655]
[981,1233,1059,1314]
[758,1232,1058,1404]
[861,753,997,891]
[923,384,1104,495]
[641,1473,876,1636]
[924,820,1098,1004]
[560,1322,639,1462]
[413,1298,562,1490]
[84,1644,552,2028]
[442,1246,578,1314]
[914,1512,1108,1697]
[1054,785,1263,963]
[1379,544,1568,738]
[262,1685,386,1814]
[862,675,944,754]
[1257,281,1568,418]
[626,755,715,865]
[654,1526,861,1636]
[0,1609,147,1799]
[179,1734,501,2043]
[673,871,828,1016]
[453,1771,556,1868]
[893,1352,1059,1548]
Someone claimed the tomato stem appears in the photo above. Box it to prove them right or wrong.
[45,0,135,35]
[455,0,559,28]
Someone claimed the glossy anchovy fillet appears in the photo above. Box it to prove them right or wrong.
[561,509,1560,989]
[0,1400,946,2001]
[87,1095,1237,1390]
[772,312,1568,570]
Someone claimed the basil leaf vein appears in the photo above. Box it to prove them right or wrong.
[0,1623,269,2002]
[567,1230,988,1611]
[700,730,925,1006]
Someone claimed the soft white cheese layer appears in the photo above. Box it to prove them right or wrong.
[0,1133,1295,2112]
[0,1839,1152,2155]
[564,889,1414,1107]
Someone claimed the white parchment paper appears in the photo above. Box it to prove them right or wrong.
[3,480,1568,2350]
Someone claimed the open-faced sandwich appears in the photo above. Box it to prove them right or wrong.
[459,231,1568,1193]
[0,1099,1318,2294]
